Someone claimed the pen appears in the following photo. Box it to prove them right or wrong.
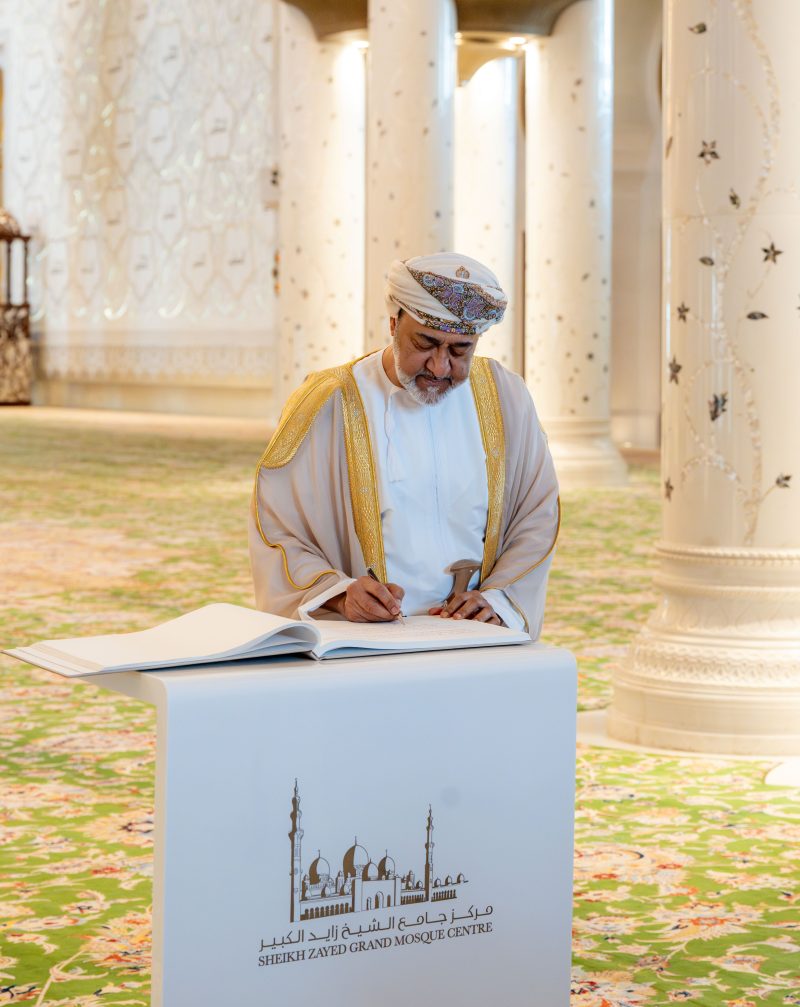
[366,567,405,623]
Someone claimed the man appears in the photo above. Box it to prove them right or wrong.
[249,252,559,636]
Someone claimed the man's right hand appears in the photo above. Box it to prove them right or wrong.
[323,577,405,622]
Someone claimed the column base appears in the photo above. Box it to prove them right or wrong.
[543,418,627,489]
[609,544,800,756]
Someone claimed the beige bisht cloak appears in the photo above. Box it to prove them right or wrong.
[248,354,560,635]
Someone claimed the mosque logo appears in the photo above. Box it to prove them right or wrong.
[288,781,468,923]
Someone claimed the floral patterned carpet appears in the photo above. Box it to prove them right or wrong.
[0,410,797,1006]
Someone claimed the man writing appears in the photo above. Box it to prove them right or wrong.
[249,253,559,635]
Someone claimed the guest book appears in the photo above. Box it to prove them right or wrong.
[4,603,530,677]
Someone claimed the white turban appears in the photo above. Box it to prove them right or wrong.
[385,252,507,336]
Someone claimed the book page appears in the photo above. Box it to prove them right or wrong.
[28,604,315,672]
[312,615,529,658]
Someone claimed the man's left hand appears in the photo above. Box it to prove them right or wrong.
[428,591,503,625]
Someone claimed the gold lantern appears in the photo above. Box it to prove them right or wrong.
[0,208,31,404]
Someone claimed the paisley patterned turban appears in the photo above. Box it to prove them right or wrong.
[386,252,508,336]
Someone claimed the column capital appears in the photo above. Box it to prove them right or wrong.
[456,35,523,85]
[282,0,367,39]
[285,0,583,40]
[456,0,582,37]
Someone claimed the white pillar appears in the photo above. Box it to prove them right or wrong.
[365,0,456,350]
[277,4,366,403]
[524,0,626,487]
[454,56,522,372]
[609,0,800,754]
[611,0,662,450]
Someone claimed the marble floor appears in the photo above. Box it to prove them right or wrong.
[0,407,798,1007]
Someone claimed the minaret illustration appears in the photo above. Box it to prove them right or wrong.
[288,779,303,925]
[287,783,467,922]
[424,804,435,901]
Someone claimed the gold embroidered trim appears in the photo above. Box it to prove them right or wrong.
[258,370,344,470]
[470,356,506,582]
[253,360,387,587]
[495,495,562,590]
[251,495,338,592]
[337,366,387,583]
[252,370,343,590]
[506,595,529,635]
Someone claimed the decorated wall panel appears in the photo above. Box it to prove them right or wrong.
[2,0,280,410]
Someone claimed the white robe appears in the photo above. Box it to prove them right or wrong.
[310,351,521,627]
[249,353,560,638]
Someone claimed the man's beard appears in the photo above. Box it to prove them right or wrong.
[392,337,458,406]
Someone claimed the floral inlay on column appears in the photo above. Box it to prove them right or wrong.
[663,1,797,545]
[609,0,800,755]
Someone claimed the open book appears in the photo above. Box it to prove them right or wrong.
[4,603,531,678]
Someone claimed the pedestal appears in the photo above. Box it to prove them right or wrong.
[96,644,577,1006]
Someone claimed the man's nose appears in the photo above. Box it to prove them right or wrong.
[427,347,451,378]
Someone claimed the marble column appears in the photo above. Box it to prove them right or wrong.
[277,4,366,404]
[365,0,456,350]
[524,0,627,487]
[609,0,800,754]
[611,0,662,450]
[454,56,523,372]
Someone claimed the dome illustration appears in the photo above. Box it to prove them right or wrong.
[362,860,379,881]
[343,841,370,878]
[309,853,331,884]
[0,208,22,239]
[378,853,395,878]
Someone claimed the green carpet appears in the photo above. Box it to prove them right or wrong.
[0,413,797,1006]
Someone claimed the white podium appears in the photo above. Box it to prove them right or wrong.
[96,644,577,1007]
